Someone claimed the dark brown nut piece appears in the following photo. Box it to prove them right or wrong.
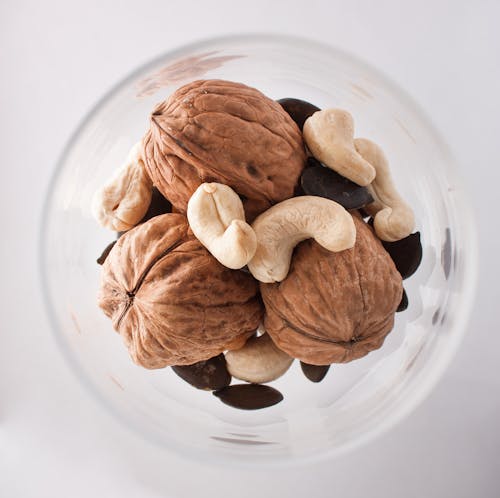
[300,157,374,210]
[381,232,422,279]
[277,98,320,130]
[142,80,307,222]
[97,240,117,265]
[396,288,409,312]
[300,362,330,383]
[98,213,263,368]
[172,354,231,390]
[261,216,403,365]
[213,384,284,410]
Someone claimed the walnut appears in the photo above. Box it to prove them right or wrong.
[142,79,306,221]
[261,216,403,365]
[98,213,263,368]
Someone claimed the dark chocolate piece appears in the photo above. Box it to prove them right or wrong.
[300,362,330,383]
[382,232,422,280]
[300,158,373,209]
[213,384,283,410]
[396,289,408,312]
[97,240,117,265]
[172,354,231,391]
[277,98,320,130]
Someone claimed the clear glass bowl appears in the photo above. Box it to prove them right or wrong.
[40,34,477,466]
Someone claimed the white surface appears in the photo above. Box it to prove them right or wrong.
[1,0,499,496]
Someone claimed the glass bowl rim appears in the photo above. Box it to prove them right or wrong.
[38,32,479,468]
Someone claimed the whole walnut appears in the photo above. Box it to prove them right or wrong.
[142,79,306,221]
[98,213,263,368]
[261,216,403,365]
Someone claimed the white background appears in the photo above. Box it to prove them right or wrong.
[1,0,499,496]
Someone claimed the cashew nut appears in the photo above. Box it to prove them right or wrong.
[92,142,153,231]
[225,333,293,383]
[354,138,415,242]
[187,183,257,269]
[247,196,356,283]
[303,109,376,186]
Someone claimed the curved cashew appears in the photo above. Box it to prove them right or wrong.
[303,109,376,186]
[225,333,293,383]
[247,196,356,283]
[354,138,415,242]
[92,142,153,231]
[187,183,257,269]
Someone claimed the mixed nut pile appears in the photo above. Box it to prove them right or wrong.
[93,80,422,410]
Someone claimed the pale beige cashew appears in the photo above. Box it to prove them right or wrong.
[303,109,376,186]
[92,142,153,231]
[187,183,257,269]
[354,138,415,242]
[225,333,293,383]
[248,196,356,283]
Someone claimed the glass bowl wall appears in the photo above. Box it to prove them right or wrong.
[40,34,477,466]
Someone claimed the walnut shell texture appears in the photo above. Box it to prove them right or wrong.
[261,216,403,365]
[142,79,306,221]
[98,213,263,368]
